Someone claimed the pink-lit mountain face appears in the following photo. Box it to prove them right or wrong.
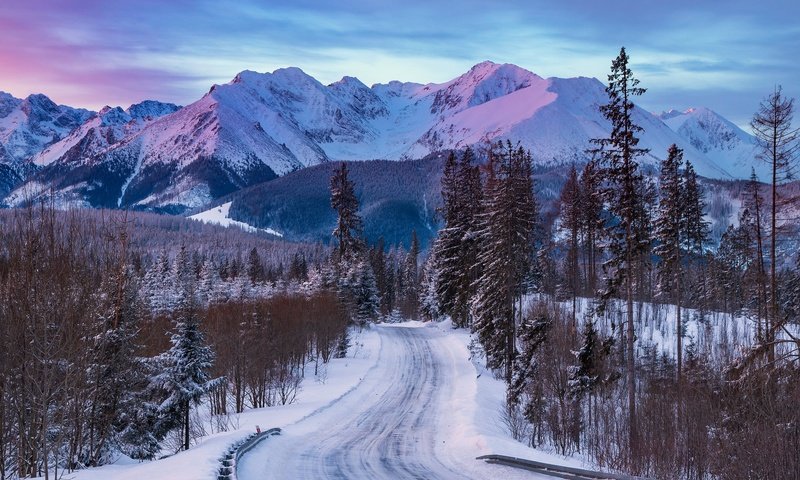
[1,61,756,212]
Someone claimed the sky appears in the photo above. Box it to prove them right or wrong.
[1,0,797,128]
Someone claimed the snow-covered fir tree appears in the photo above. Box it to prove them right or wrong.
[471,141,537,384]
[589,46,650,448]
[433,148,482,328]
[154,286,222,451]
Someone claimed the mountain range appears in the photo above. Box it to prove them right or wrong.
[0,61,761,213]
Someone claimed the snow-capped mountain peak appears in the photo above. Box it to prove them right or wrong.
[1,62,762,212]
[659,106,758,178]
[427,61,544,113]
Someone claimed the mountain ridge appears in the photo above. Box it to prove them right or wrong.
[0,62,761,211]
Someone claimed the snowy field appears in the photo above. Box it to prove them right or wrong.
[189,201,283,237]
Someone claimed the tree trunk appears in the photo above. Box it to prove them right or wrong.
[183,401,190,451]
[676,251,682,388]
[770,135,777,364]
[626,242,637,462]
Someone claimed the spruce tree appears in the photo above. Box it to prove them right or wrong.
[419,251,441,321]
[750,87,799,361]
[84,265,145,465]
[589,46,650,450]
[682,161,710,313]
[744,169,768,338]
[580,160,603,296]
[654,144,685,384]
[155,287,222,451]
[433,148,482,328]
[246,247,265,285]
[330,162,364,265]
[400,231,420,319]
[472,142,537,384]
[348,259,379,325]
[559,164,582,324]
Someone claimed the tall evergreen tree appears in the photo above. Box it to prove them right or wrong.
[84,258,146,465]
[419,251,441,321]
[472,142,537,384]
[744,169,768,339]
[347,259,380,325]
[433,148,482,328]
[330,162,364,264]
[559,164,582,324]
[681,161,710,312]
[654,144,686,384]
[246,247,265,285]
[154,287,222,451]
[750,86,799,361]
[589,46,650,451]
[580,160,603,296]
[400,231,420,319]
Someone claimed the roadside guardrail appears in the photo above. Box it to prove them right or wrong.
[477,454,650,480]
[217,428,281,480]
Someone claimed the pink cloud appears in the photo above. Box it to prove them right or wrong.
[0,4,205,109]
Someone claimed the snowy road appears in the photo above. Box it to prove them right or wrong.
[238,323,546,479]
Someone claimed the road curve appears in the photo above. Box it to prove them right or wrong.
[238,324,549,479]
[240,325,467,478]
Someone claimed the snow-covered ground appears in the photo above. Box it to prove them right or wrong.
[238,322,584,479]
[46,328,380,480]
[188,201,283,237]
[49,321,596,480]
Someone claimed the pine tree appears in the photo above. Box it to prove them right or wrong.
[84,264,146,465]
[682,162,710,314]
[744,169,768,339]
[654,144,686,384]
[173,244,195,292]
[580,160,603,296]
[400,231,420,319]
[682,162,709,257]
[348,259,379,325]
[419,251,441,321]
[433,148,482,328]
[143,250,173,312]
[246,247,265,285]
[369,238,390,316]
[330,162,365,265]
[559,164,582,324]
[154,287,222,451]
[472,142,537,384]
[589,46,650,450]
[750,86,799,361]
[569,319,600,400]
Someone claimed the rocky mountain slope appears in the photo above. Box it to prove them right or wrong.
[659,107,760,179]
[0,92,93,196]
[2,62,760,212]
